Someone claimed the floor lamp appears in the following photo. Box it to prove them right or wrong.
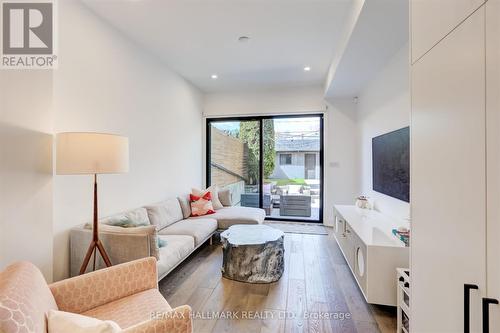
[56,132,129,274]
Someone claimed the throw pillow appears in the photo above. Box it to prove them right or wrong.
[157,236,168,248]
[100,208,150,228]
[190,192,215,217]
[47,310,121,333]
[192,185,223,210]
[218,188,232,207]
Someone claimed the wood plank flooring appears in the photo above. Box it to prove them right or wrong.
[159,229,396,333]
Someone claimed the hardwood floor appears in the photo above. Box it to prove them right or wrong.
[159,230,396,333]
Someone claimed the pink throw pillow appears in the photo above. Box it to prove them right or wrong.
[190,192,216,217]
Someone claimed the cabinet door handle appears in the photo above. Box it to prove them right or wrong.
[464,284,479,333]
[482,297,499,333]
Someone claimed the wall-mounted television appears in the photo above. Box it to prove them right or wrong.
[372,127,410,202]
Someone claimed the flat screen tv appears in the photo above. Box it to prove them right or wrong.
[372,127,410,202]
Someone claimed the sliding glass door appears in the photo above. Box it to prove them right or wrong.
[206,114,323,223]
[207,120,260,209]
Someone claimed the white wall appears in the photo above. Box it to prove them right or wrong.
[51,0,202,281]
[356,44,410,220]
[0,71,54,281]
[324,99,359,225]
[203,86,326,117]
[0,0,204,281]
[203,86,359,225]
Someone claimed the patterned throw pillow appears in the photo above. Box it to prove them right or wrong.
[190,192,216,217]
[192,185,223,210]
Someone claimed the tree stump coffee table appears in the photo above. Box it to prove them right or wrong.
[220,224,285,283]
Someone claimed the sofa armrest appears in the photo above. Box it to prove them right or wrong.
[122,305,192,333]
[49,257,158,314]
[69,225,155,277]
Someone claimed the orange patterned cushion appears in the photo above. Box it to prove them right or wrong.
[49,257,157,314]
[122,305,192,333]
[189,192,215,217]
[82,289,171,329]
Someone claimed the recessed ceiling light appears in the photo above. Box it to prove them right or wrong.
[304,66,311,71]
[238,36,250,43]
[211,74,218,79]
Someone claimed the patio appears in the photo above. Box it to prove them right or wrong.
[240,179,321,222]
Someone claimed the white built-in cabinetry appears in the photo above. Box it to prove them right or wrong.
[411,0,499,332]
[333,205,409,306]
[410,0,485,63]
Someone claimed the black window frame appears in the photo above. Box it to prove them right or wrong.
[206,113,324,223]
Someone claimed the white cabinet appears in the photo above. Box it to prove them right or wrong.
[486,0,500,331]
[333,206,409,306]
[411,6,486,332]
[411,0,484,63]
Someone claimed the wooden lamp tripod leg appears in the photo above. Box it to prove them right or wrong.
[78,174,113,275]
[79,241,96,275]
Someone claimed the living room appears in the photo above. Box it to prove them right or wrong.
[1,0,499,333]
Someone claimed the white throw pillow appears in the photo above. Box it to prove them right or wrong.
[192,185,223,210]
[47,310,121,333]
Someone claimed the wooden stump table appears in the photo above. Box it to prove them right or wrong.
[220,224,285,283]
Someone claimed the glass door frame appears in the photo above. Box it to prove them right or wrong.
[206,113,324,223]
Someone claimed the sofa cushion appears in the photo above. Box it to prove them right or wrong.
[190,206,265,229]
[158,218,217,246]
[177,195,191,219]
[100,208,150,228]
[82,289,171,329]
[218,188,232,207]
[156,235,195,278]
[0,262,58,333]
[144,198,183,230]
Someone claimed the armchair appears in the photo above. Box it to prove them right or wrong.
[0,257,192,333]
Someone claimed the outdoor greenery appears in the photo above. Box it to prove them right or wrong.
[239,121,275,184]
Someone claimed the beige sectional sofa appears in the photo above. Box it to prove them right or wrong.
[70,195,265,280]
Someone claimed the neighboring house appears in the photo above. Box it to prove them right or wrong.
[270,136,320,179]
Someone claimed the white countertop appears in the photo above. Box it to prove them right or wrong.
[334,205,410,247]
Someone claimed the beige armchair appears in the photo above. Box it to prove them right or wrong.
[0,257,192,333]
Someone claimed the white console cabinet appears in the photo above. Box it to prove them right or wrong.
[333,205,409,306]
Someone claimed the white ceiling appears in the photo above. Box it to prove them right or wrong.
[81,0,354,93]
[325,0,409,98]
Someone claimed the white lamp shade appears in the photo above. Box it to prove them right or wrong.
[56,132,129,175]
